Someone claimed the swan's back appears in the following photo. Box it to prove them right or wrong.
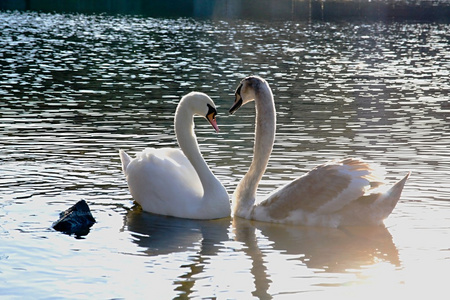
[121,148,203,217]
[251,158,407,227]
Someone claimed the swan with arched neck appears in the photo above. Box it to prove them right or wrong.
[229,76,409,227]
[120,92,230,220]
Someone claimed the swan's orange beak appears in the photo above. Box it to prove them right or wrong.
[207,113,220,133]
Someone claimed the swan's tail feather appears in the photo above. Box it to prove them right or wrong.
[119,150,132,173]
[385,172,410,202]
[376,172,410,218]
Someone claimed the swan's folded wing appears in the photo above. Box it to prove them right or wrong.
[259,159,376,219]
[126,148,203,204]
[158,148,203,193]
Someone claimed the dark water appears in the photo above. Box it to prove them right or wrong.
[1,10,450,298]
[2,0,450,21]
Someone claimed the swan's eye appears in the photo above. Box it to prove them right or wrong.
[206,104,217,119]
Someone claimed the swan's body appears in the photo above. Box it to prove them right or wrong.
[229,76,409,227]
[120,92,230,220]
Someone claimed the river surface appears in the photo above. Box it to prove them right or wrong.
[1,10,450,299]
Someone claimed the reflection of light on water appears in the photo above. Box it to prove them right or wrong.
[351,262,404,294]
[327,259,448,298]
[198,251,256,299]
[1,11,449,298]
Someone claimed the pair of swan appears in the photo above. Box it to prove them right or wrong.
[120,76,409,227]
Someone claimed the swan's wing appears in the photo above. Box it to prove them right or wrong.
[155,148,203,193]
[125,148,203,212]
[259,159,383,219]
[135,148,202,194]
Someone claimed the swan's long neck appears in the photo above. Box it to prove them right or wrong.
[233,83,276,217]
[175,105,222,204]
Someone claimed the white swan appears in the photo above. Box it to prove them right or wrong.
[120,92,231,220]
[229,76,409,227]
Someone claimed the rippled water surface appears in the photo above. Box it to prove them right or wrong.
[1,11,450,298]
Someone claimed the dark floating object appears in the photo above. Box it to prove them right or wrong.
[52,200,96,237]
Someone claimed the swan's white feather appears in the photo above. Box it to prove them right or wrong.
[123,148,203,217]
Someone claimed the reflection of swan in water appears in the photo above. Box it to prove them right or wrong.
[125,208,231,298]
[233,218,400,297]
[120,92,230,220]
[124,207,230,256]
[229,76,409,227]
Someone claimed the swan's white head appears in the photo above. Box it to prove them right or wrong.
[178,92,220,132]
[229,75,267,114]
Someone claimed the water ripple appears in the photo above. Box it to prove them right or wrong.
[1,10,449,298]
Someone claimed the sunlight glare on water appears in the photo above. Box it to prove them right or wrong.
[0,10,449,299]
